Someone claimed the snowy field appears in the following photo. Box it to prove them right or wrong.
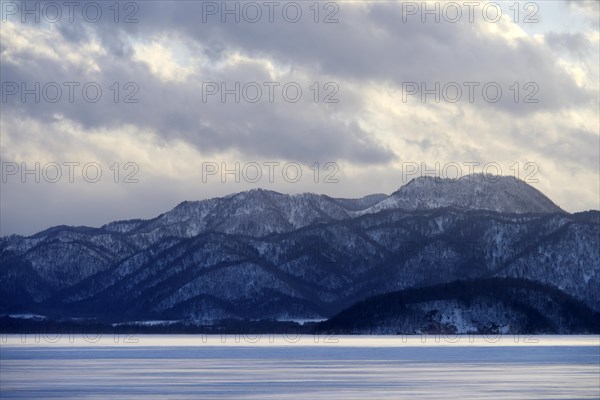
[1,335,598,399]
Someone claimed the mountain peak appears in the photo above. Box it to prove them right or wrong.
[404,173,519,187]
[369,173,563,214]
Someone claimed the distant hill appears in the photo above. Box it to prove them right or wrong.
[317,278,600,334]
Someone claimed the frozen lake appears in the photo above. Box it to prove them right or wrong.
[1,335,598,399]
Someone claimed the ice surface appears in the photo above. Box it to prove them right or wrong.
[1,335,598,399]
[5,314,46,320]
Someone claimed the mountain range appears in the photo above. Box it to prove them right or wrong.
[1,174,598,334]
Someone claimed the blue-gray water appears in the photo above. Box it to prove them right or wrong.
[1,335,598,399]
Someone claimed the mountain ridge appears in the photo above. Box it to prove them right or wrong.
[2,174,565,242]
[1,174,596,333]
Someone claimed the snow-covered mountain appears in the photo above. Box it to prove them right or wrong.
[318,278,600,334]
[100,189,376,243]
[92,174,563,242]
[362,174,563,215]
[1,175,597,332]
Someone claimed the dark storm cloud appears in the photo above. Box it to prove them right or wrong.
[5,1,593,126]
[2,1,403,164]
[110,1,592,111]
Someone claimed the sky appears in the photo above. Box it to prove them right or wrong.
[0,0,599,236]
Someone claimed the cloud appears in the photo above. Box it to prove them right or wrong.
[1,0,598,235]
[132,39,196,82]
